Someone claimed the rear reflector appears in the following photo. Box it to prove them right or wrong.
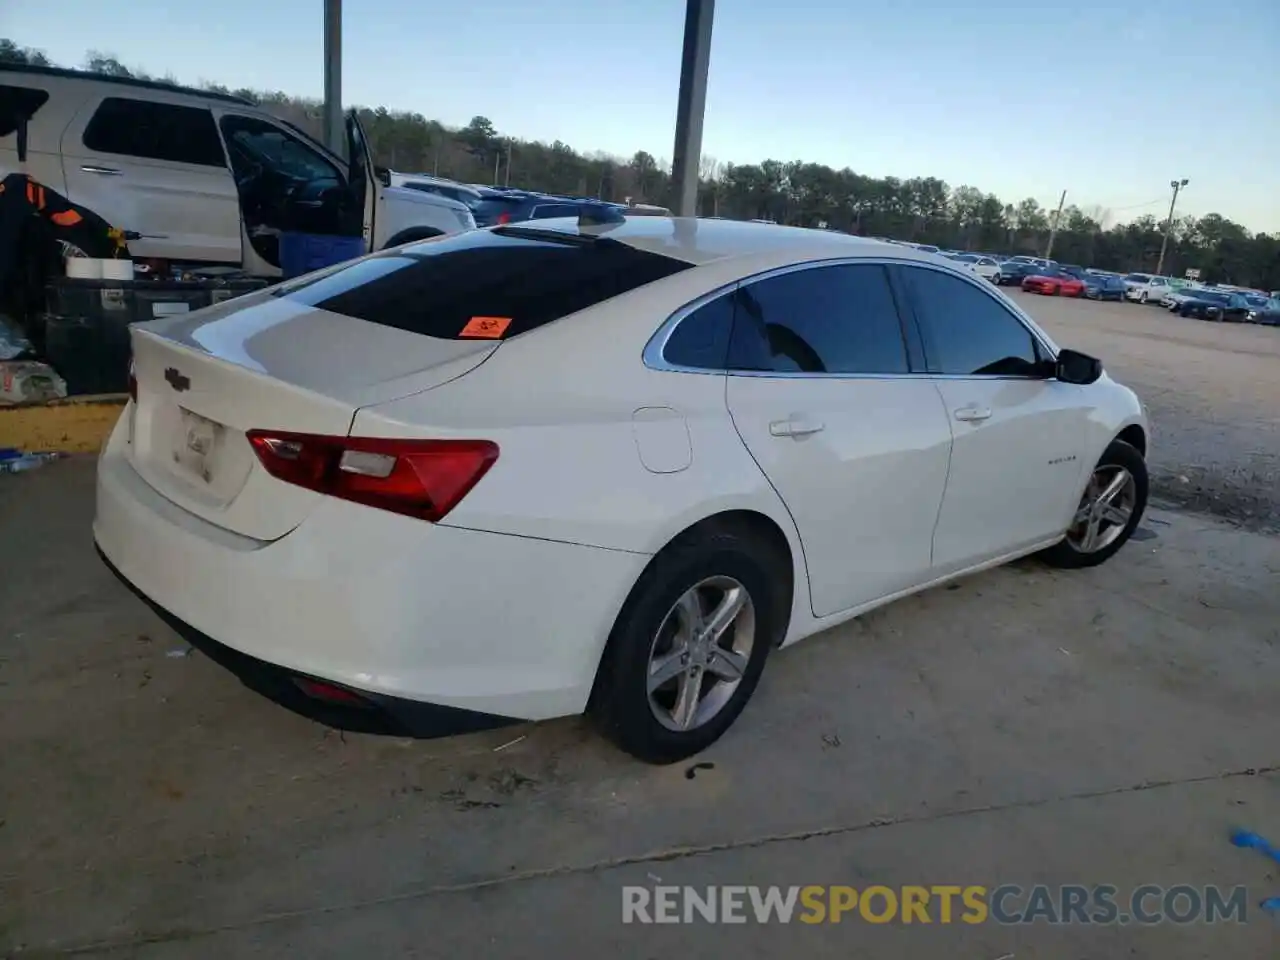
[293,677,372,707]
[246,431,498,522]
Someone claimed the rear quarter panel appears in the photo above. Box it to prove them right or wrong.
[349,250,811,587]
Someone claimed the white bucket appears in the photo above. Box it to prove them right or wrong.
[64,257,102,280]
[100,258,135,281]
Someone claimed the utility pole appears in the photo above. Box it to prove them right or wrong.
[1155,178,1189,277]
[670,0,715,216]
[322,0,343,156]
[504,139,512,187]
[1043,189,1067,259]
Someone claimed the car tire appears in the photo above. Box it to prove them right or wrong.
[589,524,787,764]
[1039,439,1148,570]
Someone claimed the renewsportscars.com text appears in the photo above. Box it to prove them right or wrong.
[621,884,1252,925]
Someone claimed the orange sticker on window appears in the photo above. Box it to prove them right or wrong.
[460,316,512,339]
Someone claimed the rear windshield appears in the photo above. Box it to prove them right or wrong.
[274,226,693,339]
[0,84,50,138]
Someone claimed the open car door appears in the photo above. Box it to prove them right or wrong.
[345,109,376,254]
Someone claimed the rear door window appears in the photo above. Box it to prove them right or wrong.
[275,226,693,339]
[0,84,50,138]
[727,263,911,375]
[82,97,226,167]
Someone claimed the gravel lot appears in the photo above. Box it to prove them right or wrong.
[1009,291,1280,531]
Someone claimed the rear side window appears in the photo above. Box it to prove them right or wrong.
[0,85,50,138]
[82,97,225,167]
[662,294,735,369]
[276,227,692,339]
[727,264,910,375]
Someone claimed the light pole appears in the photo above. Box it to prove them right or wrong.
[322,0,343,156]
[670,0,715,217]
[1155,178,1188,277]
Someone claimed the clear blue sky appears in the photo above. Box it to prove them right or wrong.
[5,0,1278,231]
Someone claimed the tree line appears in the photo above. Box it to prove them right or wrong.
[3,39,1277,290]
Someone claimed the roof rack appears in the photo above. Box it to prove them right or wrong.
[0,62,256,105]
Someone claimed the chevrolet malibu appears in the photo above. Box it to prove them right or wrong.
[95,218,1150,763]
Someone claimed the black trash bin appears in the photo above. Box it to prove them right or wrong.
[43,275,270,395]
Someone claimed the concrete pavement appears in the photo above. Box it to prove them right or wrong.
[2,459,1278,958]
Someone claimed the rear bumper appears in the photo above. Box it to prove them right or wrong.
[93,414,649,726]
[97,545,515,737]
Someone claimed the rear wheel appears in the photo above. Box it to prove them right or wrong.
[1040,440,1147,569]
[590,525,786,763]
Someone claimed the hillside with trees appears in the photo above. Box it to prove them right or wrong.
[3,39,1277,289]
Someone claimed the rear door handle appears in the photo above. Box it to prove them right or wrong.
[81,165,122,176]
[953,406,993,423]
[769,417,825,438]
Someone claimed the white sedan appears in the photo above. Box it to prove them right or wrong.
[95,218,1150,763]
[949,253,1003,283]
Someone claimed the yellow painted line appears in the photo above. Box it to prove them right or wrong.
[0,395,127,454]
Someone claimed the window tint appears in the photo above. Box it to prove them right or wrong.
[83,97,225,166]
[275,226,692,339]
[220,114,340,182]
[900,266,1042,377]
[663,294,734,369]
[0,85,50,138]
[726,264,909,375]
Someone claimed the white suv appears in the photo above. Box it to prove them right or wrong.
[1124,275,1173,304]
[0,65,475,280]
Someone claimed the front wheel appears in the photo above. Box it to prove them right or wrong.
[1040,440,1148,569]
[590,526,786,763]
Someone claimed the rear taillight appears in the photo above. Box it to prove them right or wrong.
[127,360,137,402]
[496,212,512,224]
[245,431,498,522]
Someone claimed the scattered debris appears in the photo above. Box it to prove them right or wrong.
[685,761,716,780]
[492,735,526,753]
[1059,647,1072,656]
[821,732,842,749]
[648,873,663,883]
[165,647,192,659]
[1228,829,1280,912]
[0,449,65,474]
[0,361,67,405]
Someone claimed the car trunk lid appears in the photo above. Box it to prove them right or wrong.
[126,292,497,541]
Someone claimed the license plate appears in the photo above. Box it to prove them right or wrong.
[175,410,221,481]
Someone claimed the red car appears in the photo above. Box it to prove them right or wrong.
[1022,270,1085,297]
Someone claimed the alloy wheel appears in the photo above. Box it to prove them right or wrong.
[646,576,756,732]
[1066,465,1137,553]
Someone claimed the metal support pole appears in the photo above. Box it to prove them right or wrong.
[670,0,715,217]
[322,0,343,156]
[1155,179,1187,277]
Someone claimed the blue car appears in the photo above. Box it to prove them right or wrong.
[1082,273,1126,301]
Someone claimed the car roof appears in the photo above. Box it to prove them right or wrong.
[513,216,935,267]
[0,62,254,105]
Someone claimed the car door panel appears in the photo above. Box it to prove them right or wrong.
[930,377,1086,572]
[729,375,952,616]
[720,262,952,618]
[59,94,241,262]
[894,263,1089,573]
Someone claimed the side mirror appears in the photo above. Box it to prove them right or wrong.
[374,166,391,188]
[1055,348,1103,385]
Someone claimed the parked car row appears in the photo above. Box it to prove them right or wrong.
[1160,286,1280,324]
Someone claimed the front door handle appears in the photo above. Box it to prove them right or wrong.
[953,406,993,423]
[769,417,825,438]
[81,164,122,176]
